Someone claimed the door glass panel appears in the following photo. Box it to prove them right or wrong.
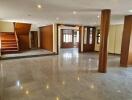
[84,28,87,44]
[89,28,93,44]
[97,29,101,44]
[76,31,79,42]
[63,30,72,43]
[63,33,66,42]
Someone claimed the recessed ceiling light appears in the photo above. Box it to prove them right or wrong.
[73,11,77,15]
[37,4,42,8]
[129,10,132,13]
[25,90,29,95]
[97,15,100,18]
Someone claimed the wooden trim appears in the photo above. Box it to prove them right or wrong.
[57,24,80,27]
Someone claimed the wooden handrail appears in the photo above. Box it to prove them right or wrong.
[14,22,19,51]
[14,31,19,51]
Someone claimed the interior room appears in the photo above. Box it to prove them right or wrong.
[0,0,132,100]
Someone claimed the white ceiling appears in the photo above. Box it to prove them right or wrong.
[0,0,132,26]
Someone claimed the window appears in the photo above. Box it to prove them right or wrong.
[89,28,93,44]
[73,31,79,43]
[76,31,79,42]
[63,30,72,43]
[97,29,100,44]
[84,28,87,44]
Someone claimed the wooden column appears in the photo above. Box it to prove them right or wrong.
[98,9,111,73]
[79,26,83,53]
[120,15,132,67]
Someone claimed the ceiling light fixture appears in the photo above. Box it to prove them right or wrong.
[73,11,77,15]
[129,10,132,13]
[37,4,42,8]
[97,15,100,18]
[25,90,29,95]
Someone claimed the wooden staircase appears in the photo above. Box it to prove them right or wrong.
[0,32,19,54]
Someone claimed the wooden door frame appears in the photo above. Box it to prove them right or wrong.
[30,31,38,49]
[61,29,74,48]
[56,24,81,54]
[83,26,96,52]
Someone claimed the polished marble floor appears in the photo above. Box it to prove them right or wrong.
[0,48,132,100]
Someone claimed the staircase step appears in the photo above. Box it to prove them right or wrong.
[1,37,15,39]
[1,32,19,54]
[2,48,18,51]
[1,43,18,46]
[1,38,16,40]
[1,50,18,53]
[1,42,17,44]
[1,32,15,35]
[1,34,15,36]
[2,44,17,47]
[1,40,17,42]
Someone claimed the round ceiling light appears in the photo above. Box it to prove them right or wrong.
[73,11,77,15]
[37,4,42,8]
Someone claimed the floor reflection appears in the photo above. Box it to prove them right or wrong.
[1,48,132,100]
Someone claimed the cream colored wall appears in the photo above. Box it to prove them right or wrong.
[95,27,100,51]
[114,25,123,54]
[108,26,116,53]
[53,24,57,53]
[0,21,14,32]
[94,24,123,54]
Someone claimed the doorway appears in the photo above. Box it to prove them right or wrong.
[61,29,79,48]
[30,31,38,49]
[57,24,81,54]
[83,26,96,52]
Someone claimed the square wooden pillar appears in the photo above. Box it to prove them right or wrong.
[120,15,132,67]
[98,9,111,73]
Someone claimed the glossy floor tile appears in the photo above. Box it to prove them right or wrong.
[0,48,132,100]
